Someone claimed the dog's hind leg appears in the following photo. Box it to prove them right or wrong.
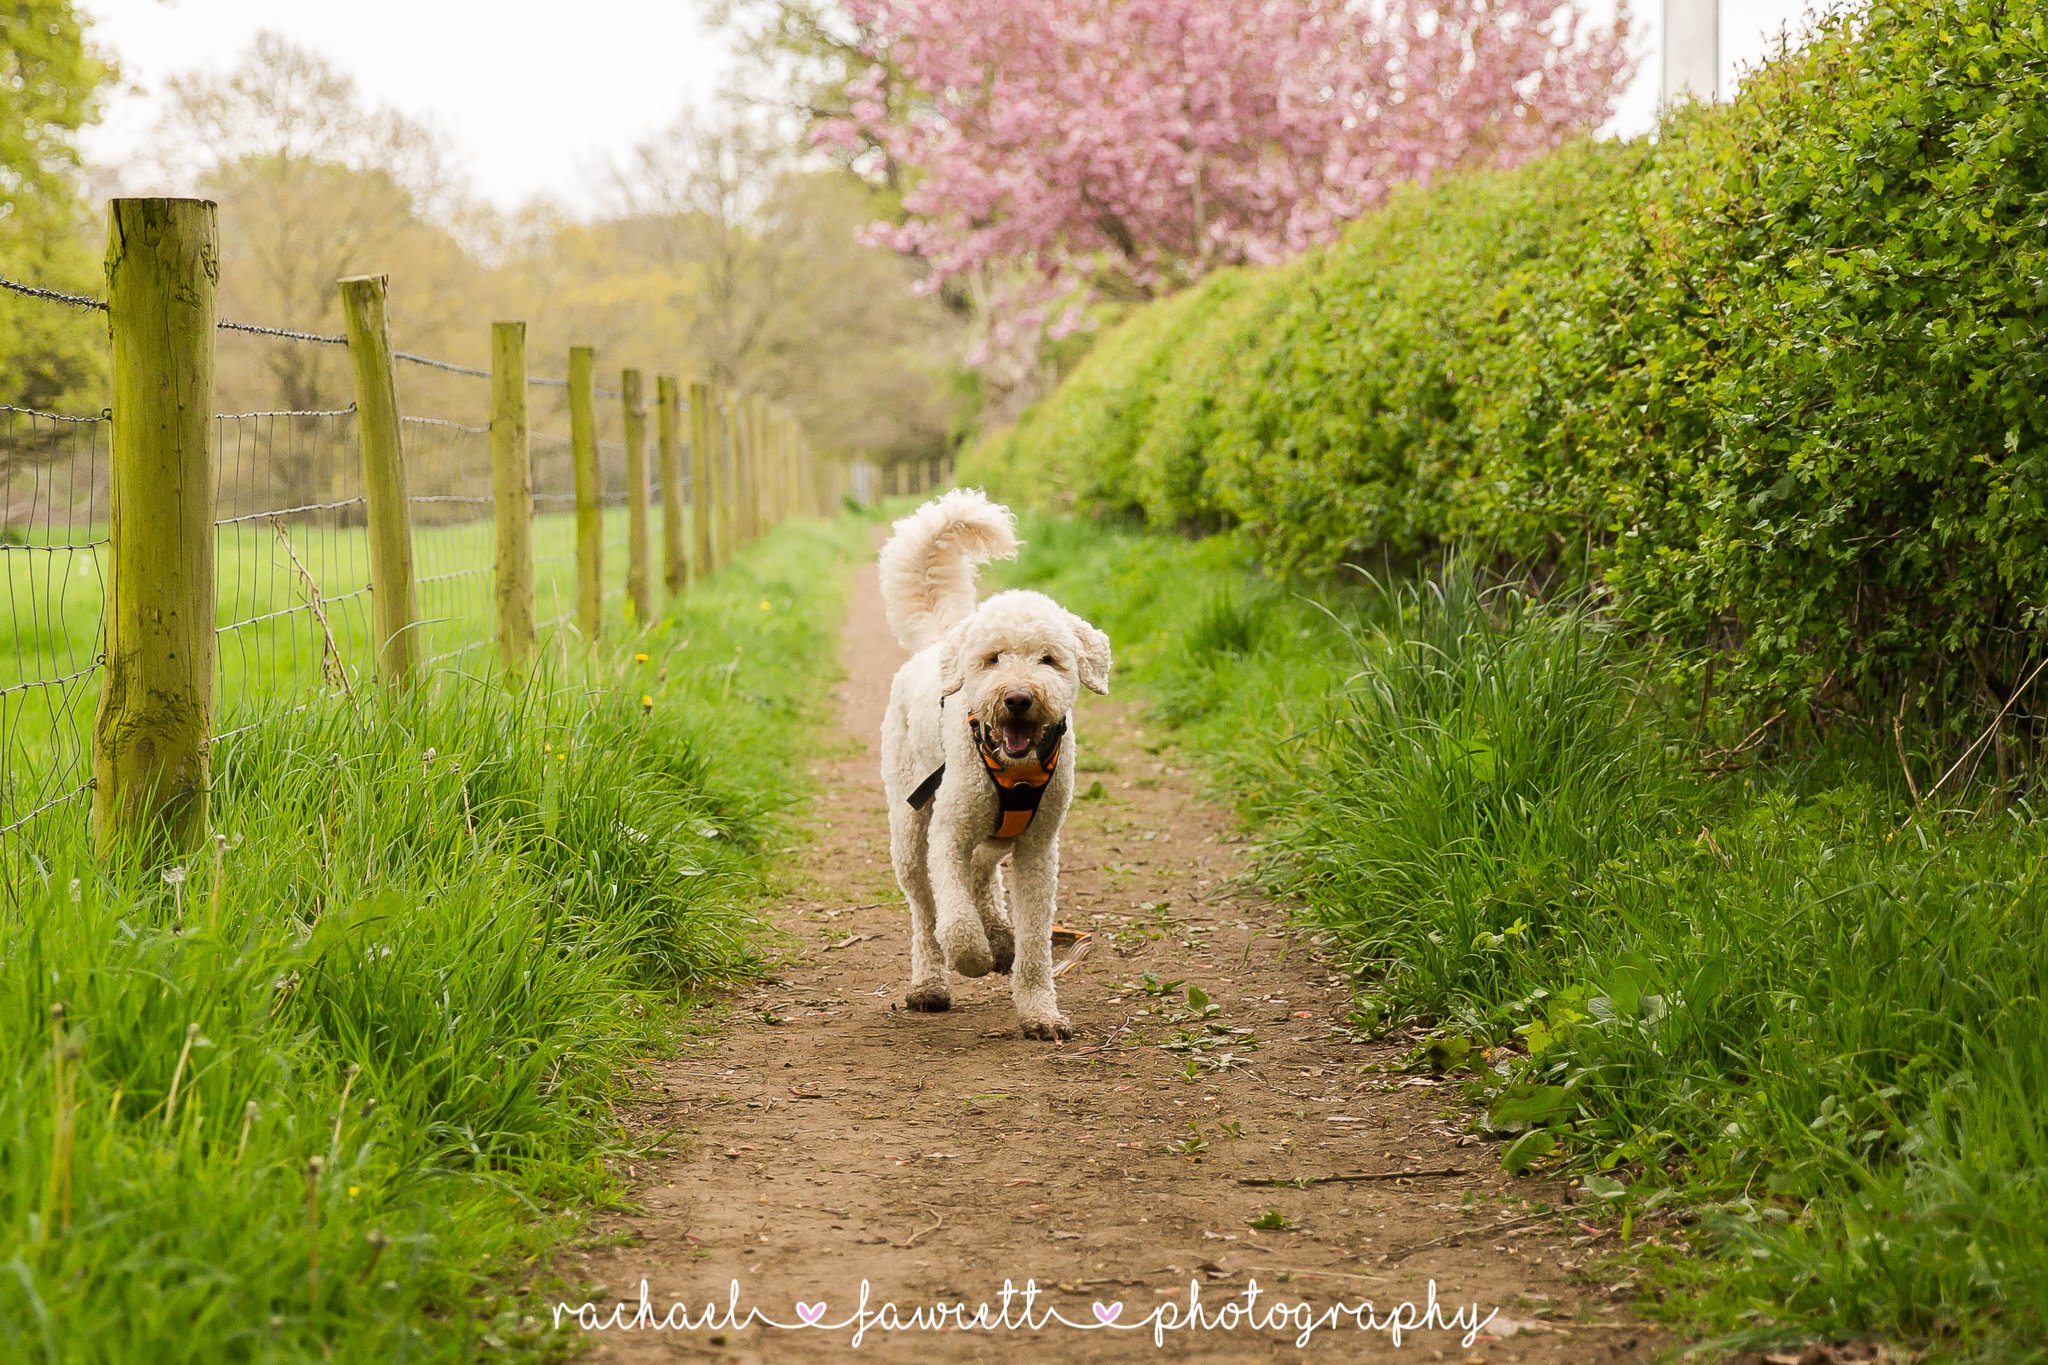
[891,809,950,1011]
[1007,834,1070,1040]
[973,848,1014,975]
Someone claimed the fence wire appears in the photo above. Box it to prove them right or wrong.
[404,415,496,670]
[532,429,579,633]
[0,267,758,858]
[213,407,373,739]
[0,405,107,842]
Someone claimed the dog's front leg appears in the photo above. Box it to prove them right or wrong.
[929,809,995,978]
[1007,834,1070,1040]
[892,810,950,1011]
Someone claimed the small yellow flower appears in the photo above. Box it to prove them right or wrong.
[348,1186,360,1199]
[634,652,649,663]
[641,694,655,710]
[758,599,773,612]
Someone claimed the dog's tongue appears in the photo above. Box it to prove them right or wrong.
[1000,719,1035,756]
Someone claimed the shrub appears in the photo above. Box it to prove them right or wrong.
[963,0,2048,734]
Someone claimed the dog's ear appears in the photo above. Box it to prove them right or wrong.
[1069,613,1112,695]
[937,624,969,698]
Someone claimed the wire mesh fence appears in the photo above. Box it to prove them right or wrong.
[213,407,371,740]
[403,414,496,671]
[0,227,859,862]
[0,404,109,840]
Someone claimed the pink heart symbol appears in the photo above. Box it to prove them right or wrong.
[795,1301,827,1325]
[1092,1301,1122,1325]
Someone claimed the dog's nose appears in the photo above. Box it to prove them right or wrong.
[1003,690,1032,715]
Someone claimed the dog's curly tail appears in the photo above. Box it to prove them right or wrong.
[877,488,1018,652]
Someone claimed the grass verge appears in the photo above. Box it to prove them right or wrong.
[996,515,2047,1364]
[0,513,864,1362]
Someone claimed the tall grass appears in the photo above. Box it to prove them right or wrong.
[0,514,862,1362]
[997,518,2048,1363]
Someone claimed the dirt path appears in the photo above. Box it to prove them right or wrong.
[571,559,1657,1361]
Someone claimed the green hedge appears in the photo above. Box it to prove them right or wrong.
[968,0,2048,725]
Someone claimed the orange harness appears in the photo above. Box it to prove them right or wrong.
[905,714,1068,839]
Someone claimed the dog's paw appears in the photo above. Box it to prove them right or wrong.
[939,921,994,978]
[986,925,1016,975]
[1019,1013,1071,1042]
[905,985,953,1012]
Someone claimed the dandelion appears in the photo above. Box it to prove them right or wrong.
[758,599,773,612]
[640,694,655,710]
[634,652,650,663]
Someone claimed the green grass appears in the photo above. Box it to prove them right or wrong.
[0,512,864,1362]
[0,508,647,831]
[995,516,2048,1363]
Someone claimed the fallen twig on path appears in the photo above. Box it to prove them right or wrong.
[1377,1209,1559,1263]
[900,1208,944,1248]
[1239,1168,1468,1188]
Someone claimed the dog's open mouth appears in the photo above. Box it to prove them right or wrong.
[997,718,1038,758]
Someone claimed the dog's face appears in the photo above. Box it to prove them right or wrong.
[939,590,1110,764]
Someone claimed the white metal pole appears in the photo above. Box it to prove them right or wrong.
[1662,0,1720,104]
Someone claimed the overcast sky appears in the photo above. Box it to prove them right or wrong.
[79,0,1827,214]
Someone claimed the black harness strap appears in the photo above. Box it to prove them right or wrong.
[904,714,1069,841]
[906,765,945,810]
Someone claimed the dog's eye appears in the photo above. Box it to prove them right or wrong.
[1040,655,1057,666]
[984,653,1001,667]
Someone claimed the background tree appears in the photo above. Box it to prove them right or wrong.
[505,104,965,465]
[808,0,1632,402]
[0,0,109,415]
[151,33,486,420]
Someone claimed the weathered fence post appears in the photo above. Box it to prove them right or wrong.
[738,392,758,547]
[763,404,781,530]
[94,197,218,856]
[338,274,419,687]
[721,387,742,561]
[787,415,802,518]
[568,345,602,644]
[687,380,714,582]
[774,410,792,524]
[729,389,752,549]
[749,394,771,538]
[490,320,535,667]
[621,368,654,624]
[657,374,686,595]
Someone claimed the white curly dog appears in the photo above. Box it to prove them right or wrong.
[877,490,1111,1040]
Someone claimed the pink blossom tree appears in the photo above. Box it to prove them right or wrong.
[816,0,1632,372]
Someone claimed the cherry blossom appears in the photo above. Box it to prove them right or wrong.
[819,0,1632,361]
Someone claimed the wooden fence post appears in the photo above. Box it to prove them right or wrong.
[737,392,753,548]
[790,418,807,517]
[621,368,654,624]
[749,394,771,538]
[94,197,218,855]
[763,401,778,533]
[722,387,743,559]
[490,321,535,667]
[774,411,792,524]
[568,345,602,644]
[687,380,714,582]
[729,389,752,549]
[657,374,686,596]
[338,274,419,687]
